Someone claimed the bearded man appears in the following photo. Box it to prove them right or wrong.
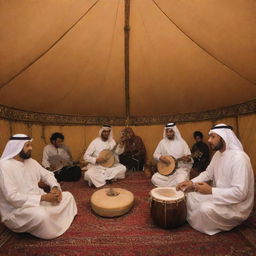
[0,134,77,239]
[83,125,126,188]
[177,124,254,235]
[151,123,193,187]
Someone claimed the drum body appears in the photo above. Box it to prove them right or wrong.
[150,187,186,229]
[91,188,134,217]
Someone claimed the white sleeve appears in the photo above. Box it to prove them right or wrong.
[83,141,97,165]
[182,140,191,155]
[153,141,163,161]
[115,144,125,155]
[37,161,60,189]
[42,146,51,168]
[212,155,251,205]
[0,164,41,208]
[192,156,215,183]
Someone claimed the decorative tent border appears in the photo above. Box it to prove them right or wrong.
[0,99,255,126]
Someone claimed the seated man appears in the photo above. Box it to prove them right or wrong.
[42,132,81,182]
[117,127,146,171]
[0,134,77,239]
[151,122,193,187]
[177,124,254,235]
[83,125,126,188]
[191,131,210,172]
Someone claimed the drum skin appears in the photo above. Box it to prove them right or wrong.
[157,156,177,176]
[91,188,134,217]
[150,188,187,229]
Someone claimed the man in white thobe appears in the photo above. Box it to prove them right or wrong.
[151,123,193,187]
[177,124,254,235]
[83,125,126,188]
[0,134,77,239]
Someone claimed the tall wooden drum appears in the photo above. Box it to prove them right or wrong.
[150,187,186,229]
[91,188,134,217]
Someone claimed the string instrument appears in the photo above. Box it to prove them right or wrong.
[98,149,115,168]
[191,151,203,159]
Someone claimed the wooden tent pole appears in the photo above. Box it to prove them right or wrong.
[124,0,130,125]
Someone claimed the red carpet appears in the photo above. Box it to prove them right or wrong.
[0,171,255,256]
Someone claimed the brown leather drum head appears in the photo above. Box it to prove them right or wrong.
[98,149,115,168]
[157,156,176,176]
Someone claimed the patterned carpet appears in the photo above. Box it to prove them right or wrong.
[0,171,255,256]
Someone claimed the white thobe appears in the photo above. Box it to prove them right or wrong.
[151,138,193,187]
[0,158,77,239]
[187,150,254,235]
[42,144,72,169]
[83,138,126,188]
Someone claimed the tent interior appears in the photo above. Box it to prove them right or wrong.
[0,0,256,255]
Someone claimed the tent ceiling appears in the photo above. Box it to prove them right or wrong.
[0,0,256,120]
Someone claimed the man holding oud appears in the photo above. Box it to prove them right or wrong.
[42,132,81,182]
[83,125,126,188]
[151,123,193,187]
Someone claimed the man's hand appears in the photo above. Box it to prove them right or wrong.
[51,187,62,202]
[41,192,61,203]
[194,182,212,194]
[176,180,194,192]
[159,156,170,165]
[180,155,191,162]
[49,164,57,171]
[96,157,107,164]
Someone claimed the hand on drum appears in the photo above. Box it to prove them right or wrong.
[194,182,212,194]
[176,180,194,192]
[51,187,62,202]
[180,155,191,163]
[159,156,170,165]
[96,157,107,164]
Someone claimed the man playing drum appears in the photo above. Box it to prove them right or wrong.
[176,124,254,235]
[151,123,193,187]
[83,125,126,188]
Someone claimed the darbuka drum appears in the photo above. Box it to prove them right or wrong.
[91,188,134,217]
[98,149,115,168]
[157,156,177,176]
[150,187,186,229]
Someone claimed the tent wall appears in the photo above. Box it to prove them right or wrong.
[0,114,255,175]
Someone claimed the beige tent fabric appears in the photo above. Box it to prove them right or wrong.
[129,0,256,116]
[153,0,256,83]
[0,0,98,85]
[0,0,125,116]
[0,0,256,118]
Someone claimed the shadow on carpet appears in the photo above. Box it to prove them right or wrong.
[0,171,255,256]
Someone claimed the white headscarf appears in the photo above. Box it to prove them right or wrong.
[98,125,113,141]
[1,134,33,160]
[163,122,183,141]
[209,123,243,151]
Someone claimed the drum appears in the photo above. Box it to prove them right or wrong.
[149,187,186,229]
[157,155,177,176]
[91,188,134,217]
[98,149,115,168]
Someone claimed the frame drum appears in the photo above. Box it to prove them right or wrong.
[157,156,177,176]
[150,187,186,229]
